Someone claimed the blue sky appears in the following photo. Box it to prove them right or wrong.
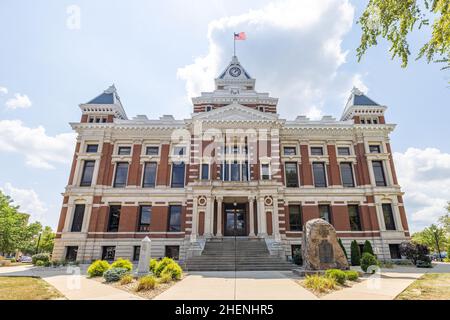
[0,0,449,232]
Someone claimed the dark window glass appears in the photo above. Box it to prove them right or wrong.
[231,161,240,181]
[171,163,185,188]
[114,162,129,187]
[291,245,303,265]
[96,118,101,123]
[65,246,78,261]
[372,161,387,186]
[201,164,209,180]
[373,119,378,124]
[223,162,229,181]
[319,205,331,223]
[133,246,140,261]
[313,162,327,187]
[168,205,182,232]
[102,118,107,123]
[337,147,350,156]
[369,145,381,153]
[261,164,270,180]
[102,246,116,260]
[107,205,121,232]
[118,146,131,155]
[173,147,185,155]
[389,244,401,259]
[86,144,98,153]
[358,244,365,254]
[361,119,365,124]
[310,147,324,156]
[80,160,95,186]
[71,204,85,232]
[146,146,159,155]
[285,162,299,187]
[289,205,302,231]
[89,117,94,123]
[340,162,355,187]
[283,147,297,156]
[142,162,157,188]
[139,205,152,232]
[367,119,372,124]
[165,246,180,260]
[242,162,248,181]
[348,205,362,231]
[382,204,396,230]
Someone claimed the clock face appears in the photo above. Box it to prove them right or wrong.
[229,67,241,77]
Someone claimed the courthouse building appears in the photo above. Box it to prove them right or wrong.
[53,56,410,266]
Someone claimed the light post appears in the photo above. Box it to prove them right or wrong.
[35,231,42,254]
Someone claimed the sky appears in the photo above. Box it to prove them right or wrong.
[0,0,449,232]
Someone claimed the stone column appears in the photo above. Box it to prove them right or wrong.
[248,196,255,237]
[257,197,267,236]
[81,203,93,233]
[216,196,223,237]
[137,237,151,276]
[375,202,386,231]
[392,198,404,231]
[204,196,213,237]
[191,197,198,242]
[63,204,74,232]
[272,196,281,241]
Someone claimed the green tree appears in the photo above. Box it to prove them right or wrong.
[350,240,361,266]
[38,226,55,253]
[363,240,374,256]
[357,0,450,71]
[338,238,348,259]
[412,224,448,260]
[438,201,450,234]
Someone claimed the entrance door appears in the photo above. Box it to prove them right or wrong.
[224,203,246,236]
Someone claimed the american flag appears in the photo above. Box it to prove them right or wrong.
[234,32,246,40]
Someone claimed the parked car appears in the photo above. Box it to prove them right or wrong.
[20,256,32,263]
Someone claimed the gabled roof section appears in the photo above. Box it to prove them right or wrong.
[341,87,386,121]
[217,56,252,80]
[87,85,122,104]
[347,87,380,106]
[191,102,278,122]
[80,85,128,120]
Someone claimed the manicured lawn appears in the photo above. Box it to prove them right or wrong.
[0,277,65,300]
[396,273,450,300]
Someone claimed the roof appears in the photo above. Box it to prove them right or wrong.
[346,87,380,106]
[87,85,121,104]
[217,56,253,80]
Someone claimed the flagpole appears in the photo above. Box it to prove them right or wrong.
[233,33,236,56]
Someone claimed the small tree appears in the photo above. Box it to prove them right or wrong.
[363,240,374,256]
[400,242,430,265]
[338,238,348,259]
[350,240,361,266]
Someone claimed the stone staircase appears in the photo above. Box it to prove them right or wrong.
[184,238,295,271]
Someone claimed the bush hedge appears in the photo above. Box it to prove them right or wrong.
[154,257,176,276]
[103,267,129,282]
[325,269,347,285]
[363,240,374,256]
[304,275,337,293]
[161,262,183,280]
[120,274,134,285]
[137,275,157,291]
[350,240,361,266]
[345,270,359,281]
[32,253,50,265]
[360,253,379,273]
[149,259,158,273]
[111,258,133,271]
[87,260,111,277]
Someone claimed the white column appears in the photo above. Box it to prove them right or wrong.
[272,196,281,241]
[63,204,74,232]
[248,196,255,237]
[216,196,223,237]
[190,197,198,242]
[81,203,93,233]
[375,203,386,231]
[392,198,404,231]
[204,196,213,237]
[257,197,267,236]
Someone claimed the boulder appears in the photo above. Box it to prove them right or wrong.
[302,218,349,270]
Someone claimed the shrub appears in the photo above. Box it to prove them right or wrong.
[44,260,51,267]
[363,240,374,256]
[9,258,16,263]
[345,270,359,281]
[159,273,172,284]
[338,238,348,259]
[350,240,361,266]
[149,259,158,273]
[304,275,337,293]
[325,269,347,285]
[87,260,111,277]
[154,257,176,276]
[103,267,129,282]
[111,258,133,271]
[416,260,433,268]
[32,253,50,265]
[380,261,394,268]
[400,242,429,265]
[120,274,134,285]
[35,260,45,267]
[136,275,157,291]
[444,257,450,263]
[360,253,379,273]
[161,262,183,280]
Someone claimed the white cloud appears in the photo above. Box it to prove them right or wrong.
[0,86,7,95]
[0,120,76,169]
[1,183,48,222]
[177,0,364,118]
[394,148,450,232]
[5,93,32,109]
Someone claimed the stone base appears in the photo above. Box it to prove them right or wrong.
[293,268,327,277]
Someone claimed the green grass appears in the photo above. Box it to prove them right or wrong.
[396,273,450,300]
[0,277,65,300]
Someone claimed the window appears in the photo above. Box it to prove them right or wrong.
[340,162,355,187]
[139,205,152,232]
[86,144,98,153]
[369,145,381,153]
[348,205,362,231]
[142,162,157,188]
[373,118,378,124]
[291,245,302,265]
[206,106,212,112]
[118,146,131,155]
[102,246,116,260]
[168,205,182,232]
[173,146,185,156]
[146,146,159,155]
[230,161,240,181]
[113,162,129,187]
[165,246,180,260]
[389,244,401,259]
[133,246,141,261]
[285,162,299,187]
[71,204,85,232]
[261,164,270,180]
[310,147,324,156]
[201,163,209,180]
[313,162,327,187]
[65,246,78,261]
[283,147,296,156]
[319,205,331,223]
[107,205,121,232]
[171,162,185,188]
[382,204,396,230]
[80,160,95,186]
[372,161,387,186]
[289,205,302,231]
[361,119,365,124]
[242,161,249,181]
[337,147,350,156]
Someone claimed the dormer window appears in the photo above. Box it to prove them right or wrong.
[258,106,265,112]
[361,119,365,124]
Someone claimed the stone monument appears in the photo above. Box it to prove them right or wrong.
[302,218,349,270]
[136,236,152,276]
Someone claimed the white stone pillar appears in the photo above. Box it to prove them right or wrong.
[137,237,151,276]
[257,197,267,236]
[272,196,281,241]
[191,197,198,242]
[375,202,386,231]
[81,203,93,233]
[216,196,223,237]
[63,204,74,232]
[248,196,255,237]
[392,198,404,231]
